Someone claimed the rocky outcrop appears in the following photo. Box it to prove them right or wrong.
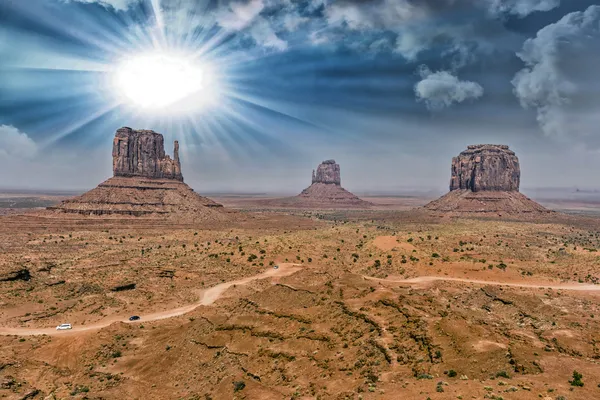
[450,145,520,192]
[113,127,183,181]
[312,160,341,185]
[425,144,550,215]
[0,269,31,282]
[111,283,136,292]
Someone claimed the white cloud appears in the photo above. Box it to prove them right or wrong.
[213,0,288,52]
[216,0,265,30]
[512,5,600,143]
[282,13,309,32]
[249,18,288,51]
[415,66,484,110]
[64,0,141,11]
[0,125,37,159]
[318,0,561,62]
[486,0,560,18]
[325,0,423,30]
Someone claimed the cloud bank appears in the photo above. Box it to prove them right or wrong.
[485,0,561,17]
[512,5,600,144]
[0,125,37,159]
[65,0,140,11]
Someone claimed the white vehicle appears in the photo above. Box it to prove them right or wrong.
[273,265,279,269]
[56,323,72,330]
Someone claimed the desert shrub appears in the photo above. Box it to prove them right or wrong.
[570,370,584,387]
[496,371,510,379]
[70,386,89,395]
[447,370,457,378]
[233,381,246,392]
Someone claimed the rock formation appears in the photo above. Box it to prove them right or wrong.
[312,160,341,185]
[48,127,229,222]
[450,145,520,192]
[425,145,550,215]
[113,127,183,181]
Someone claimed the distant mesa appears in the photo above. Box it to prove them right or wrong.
[296,160,372,208]
[48,127,228,221]
[425,144,551,215]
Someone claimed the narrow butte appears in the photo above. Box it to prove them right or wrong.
[2,264,599,337]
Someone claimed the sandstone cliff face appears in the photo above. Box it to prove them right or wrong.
[113,127,183,181]
[312,160,341,185]
[450,145,520,192]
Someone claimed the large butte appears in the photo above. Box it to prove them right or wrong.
[48,127,229,222]
[424,144,551,215]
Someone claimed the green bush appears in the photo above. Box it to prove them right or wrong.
[570,370,584,387]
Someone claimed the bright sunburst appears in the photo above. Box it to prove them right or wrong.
[111,51,221,114]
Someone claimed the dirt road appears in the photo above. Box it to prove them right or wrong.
[3,265,599,337]
[0,263,303,337]
[365,275,600,291]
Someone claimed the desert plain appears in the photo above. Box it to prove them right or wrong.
[1,193,600,400]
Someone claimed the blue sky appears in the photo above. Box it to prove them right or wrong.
[0,0,599,193]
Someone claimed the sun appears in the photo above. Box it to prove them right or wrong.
[112,51,217,112]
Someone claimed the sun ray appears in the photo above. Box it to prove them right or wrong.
[40,101,123,148]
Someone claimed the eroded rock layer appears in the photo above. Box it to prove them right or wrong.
[424,190,549,215]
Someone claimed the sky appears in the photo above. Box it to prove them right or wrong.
[0,0,599,194]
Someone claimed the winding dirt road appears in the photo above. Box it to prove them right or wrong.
[0,263,303,337]
[2,264,599,337]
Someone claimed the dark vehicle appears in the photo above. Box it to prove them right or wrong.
[129,315,140,321]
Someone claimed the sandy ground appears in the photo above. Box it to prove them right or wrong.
[3,207,600,399]
[4,262,599,337]
[0,263,303,336]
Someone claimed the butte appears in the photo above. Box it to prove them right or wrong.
[47,127,229,222]
[424,144,551,215]
[287,160,372,208]
[252,160,371,209]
